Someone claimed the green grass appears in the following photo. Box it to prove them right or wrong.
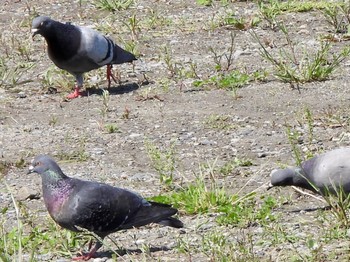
[0,183,87,261]
[204,114,237,130]
[251,24,350,89]
[145,139,177,189]
[323,1,350,34]
[221,12,261,30]
[150,177,276,226]
[93,0,134,11]
[104,123,120,133]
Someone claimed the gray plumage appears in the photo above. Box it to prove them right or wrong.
[270,147,350,195]
[31,16,136,96]
[28,155,183,259]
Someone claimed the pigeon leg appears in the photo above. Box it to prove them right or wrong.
[72,241,102,261]
[67,85,84,99]
[106,65,121,88]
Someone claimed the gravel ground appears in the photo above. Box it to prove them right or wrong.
[2,0,350,261]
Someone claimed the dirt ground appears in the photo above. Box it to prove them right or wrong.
[2,0,350,261]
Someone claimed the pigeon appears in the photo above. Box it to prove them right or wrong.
[28,155,183,260]
[269,147,350,196]
[31,16,137,99]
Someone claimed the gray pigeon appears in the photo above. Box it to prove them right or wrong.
[270,147,350,195]
[28,155,183,260]
[32,16,137,99]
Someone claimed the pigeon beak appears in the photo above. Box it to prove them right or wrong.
[27,164,34,174]
[267,182,274,191]
[31,28,39,38]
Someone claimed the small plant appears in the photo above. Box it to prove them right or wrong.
[122,39,139,57]
[49,116,59,127]
[285,124,303,166]
[322,185,350,227]
[150,175,276,226]
[322,1,350,34]
[104,123,120,133]
[204,114,236,130]
[121,106,130,119]
[193,69,265,99]
[40,65,72,92]
[145,140,177,189]
[221,12,261,30]
[251,24,350,90]
[218,157,253,176]
[161,45,182,78]
[0,57,34,89]
[123,14,140,40]
[196,0,212,6]
[209,32,236,72]
[100,89,110,118]
[55,149,89,162]
[93,0,134,11]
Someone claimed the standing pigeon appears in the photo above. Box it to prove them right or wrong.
[28,155,183,260]
[269,147,350,196]
[31,16,137,99]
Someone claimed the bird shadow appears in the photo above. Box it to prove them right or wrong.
[86,81,140,96]
[93,245,172,258]
[288,206,331,213]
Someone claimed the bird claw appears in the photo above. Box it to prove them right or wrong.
[67,87,84,99]
[107,64,121,88]
[72,254,94,261]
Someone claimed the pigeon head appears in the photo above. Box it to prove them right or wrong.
[28,155,67,180]
[32,16,54,38]
[270,168,295,187]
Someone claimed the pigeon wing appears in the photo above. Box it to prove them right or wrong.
[63,180,143,236]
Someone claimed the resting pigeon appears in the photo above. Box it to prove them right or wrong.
[32,16,137,99]
[269,147,350,195]
[28,155,183,260]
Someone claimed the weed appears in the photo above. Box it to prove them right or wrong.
[161,45,182,78]
[123,14,140,41]
[55,137,89,163]
[204,114,236,130]
[150,171,276,226]
[144,9,172,30]
[100,89,110,119]
[251,24,350,90]
[217,158,253,176]
[258,1,336,29]
[56,151,89,162]
[196,0,212,7]
[104,123,120,133]
[221,12,261,30]
[145,140,177,189]
[122,39,139,57]
[121,106,130,119]
[40,66,72,92]
[209,32,236,72]
[49,116,59,127]
[285,124,303,166]
[304,107,314,145]
[0,57,34,89]
[322,186,350,227]
[93,0,134,11]
[193,69,265,98]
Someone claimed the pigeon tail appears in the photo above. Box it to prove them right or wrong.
[112,45,137,64]
[121,201,180,229]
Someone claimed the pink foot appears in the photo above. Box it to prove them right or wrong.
[67,87,84,99]
[72,254,94,261]
[72,241,101,261]
[106,64,120,88]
